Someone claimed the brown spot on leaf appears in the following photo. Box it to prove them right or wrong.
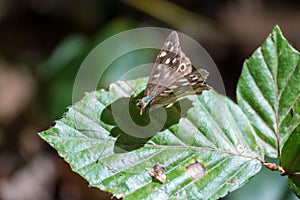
[226,179,235,185]
[148,163,166,184]
[186,161,206,180]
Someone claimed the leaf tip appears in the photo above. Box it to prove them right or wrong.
[272,24,281,33]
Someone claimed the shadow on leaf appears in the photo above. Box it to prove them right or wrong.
[101,92,193,153]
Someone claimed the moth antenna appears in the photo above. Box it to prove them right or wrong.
[140,108,143,115]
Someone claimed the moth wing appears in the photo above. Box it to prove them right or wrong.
[150,67,210,106]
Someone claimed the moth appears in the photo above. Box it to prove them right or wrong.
[136,31,211,115]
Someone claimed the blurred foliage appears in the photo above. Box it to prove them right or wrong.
[37,18,138,119]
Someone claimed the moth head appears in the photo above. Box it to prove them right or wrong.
[136,96,152,115]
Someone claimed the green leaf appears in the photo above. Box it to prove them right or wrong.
[287,177,300,198]
[281,125,300,198]
[39,78,262,199]
[237,25,300,158]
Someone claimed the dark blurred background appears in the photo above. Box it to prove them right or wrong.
[0,0,299,199]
